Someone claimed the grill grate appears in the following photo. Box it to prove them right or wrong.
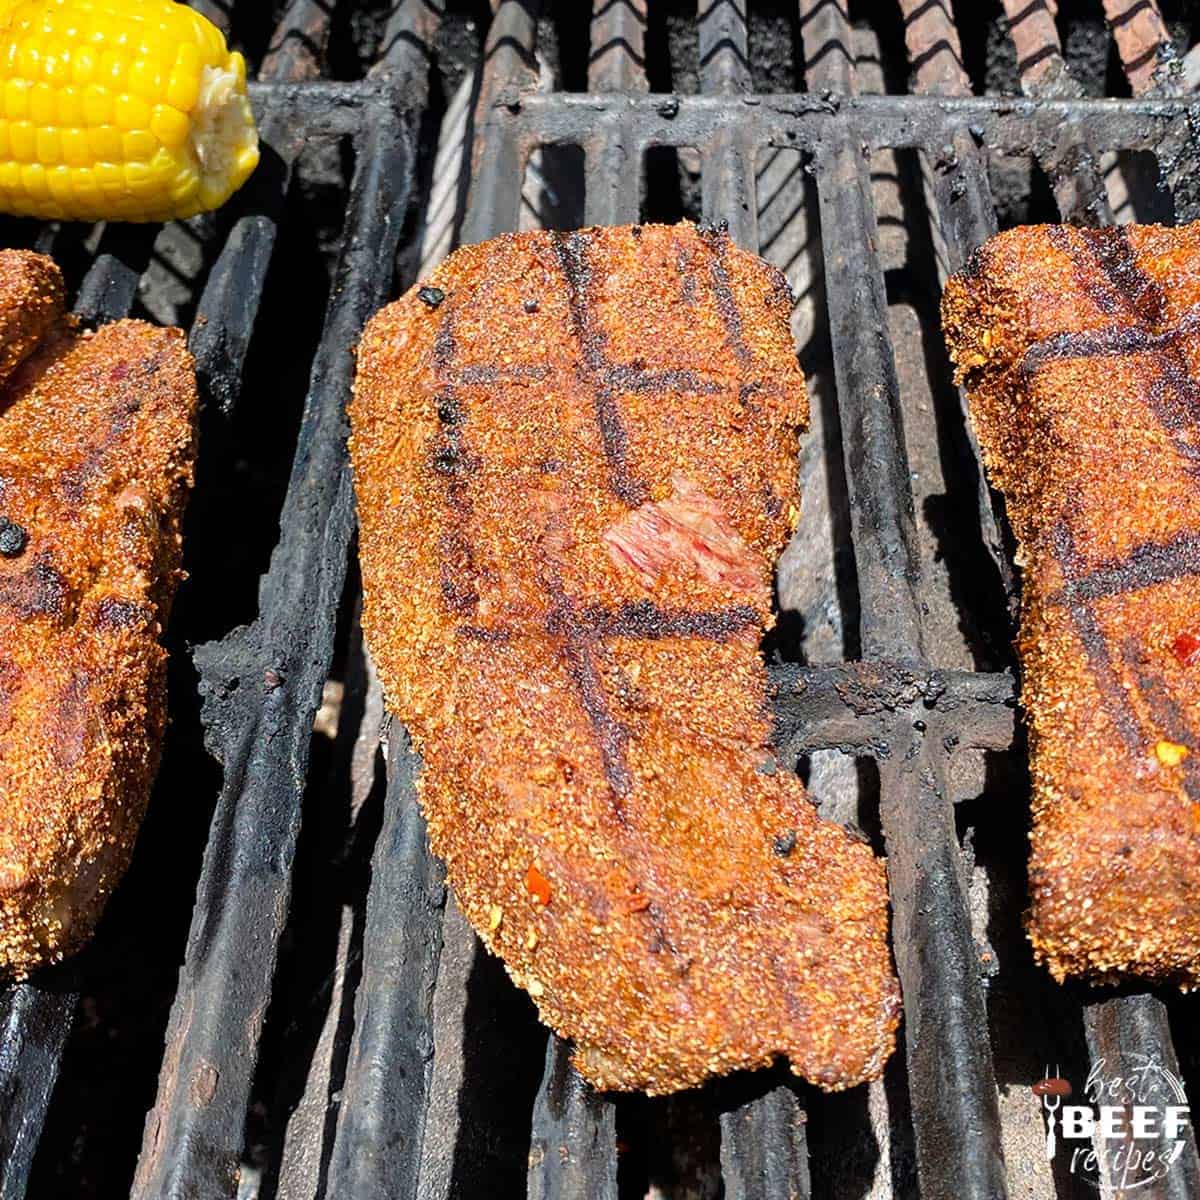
[1,3,1199,1199]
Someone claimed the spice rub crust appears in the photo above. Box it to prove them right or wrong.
[352,222,900,1095]
[0,250,197,978]
[943,223,1200,989]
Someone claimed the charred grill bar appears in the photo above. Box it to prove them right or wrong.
[0,2,1198,1198]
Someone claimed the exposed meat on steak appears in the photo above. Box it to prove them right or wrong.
[352,222,899,1094]
[942,223,1200,988]
[603,474,766,595]
[0,250,197,979]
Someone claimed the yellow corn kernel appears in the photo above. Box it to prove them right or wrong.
[121,127,153,161]
[81,82,108,124]
[45,161,71,202]
[68,164,100,205]
[60,126,87,165]
[28,79,51,122]
[113,91,148,131]
[70,44,95,85]
[84,123,120,161]
[18,161,47,199]
[0,0,259,221]
[33,123,56,162]
[8,119,33,161]
[149,103,185,147]
[4,77,28,118]
[164,62,197,111]
[56,83,81,124]
[127,57,161,102]
[41,38,67,82]
[16,40,39,80]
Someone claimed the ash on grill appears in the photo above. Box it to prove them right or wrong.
[1,3,1199,1200]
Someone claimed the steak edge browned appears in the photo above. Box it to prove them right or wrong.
[943,223,1200,988]
[352,222,900,1094]
[0,250,198,979]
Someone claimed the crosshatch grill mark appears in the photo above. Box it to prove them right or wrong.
[424,230,774,812]
[552,230,648,508]
[1021,227,1200,794]
[1043,225,1200,464]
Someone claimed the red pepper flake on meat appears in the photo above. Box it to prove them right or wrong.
[525,864,552,906]
[1172,631,1200,667]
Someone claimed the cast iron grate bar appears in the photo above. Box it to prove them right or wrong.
[589,0,648,94]
[187,0,339,412]
[1084,995,1200,1200]
[129,103,414,1200]
[0,979,76,1200]
[323,730,447,1199]
[719,1084,811,1200]
[800,3,1007,1196]
[699,0,755,246]
[528,1036,619,1200]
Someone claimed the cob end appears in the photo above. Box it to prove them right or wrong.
[189,59,259,216]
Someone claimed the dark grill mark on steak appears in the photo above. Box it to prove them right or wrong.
[546,586,635,804]
[1051,521,1148,759]
[702,230,753,368]
[584,599,759,642]
[1055,225,1165,324]
[1021,314,1200,379]
[93,596,152,632]
[457,624,513,643]
[59,394,144,503]
[1054,532,1200,603]
[429,305,481,617]
[552,231,648,508]
[439,531,479,615]
[605,364,723,395]
[0,557,68,620]
[451,364,549,385]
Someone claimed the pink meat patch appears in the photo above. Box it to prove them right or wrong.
[603,476,764,595]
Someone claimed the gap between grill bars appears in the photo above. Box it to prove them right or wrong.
[0,2,1198,1199]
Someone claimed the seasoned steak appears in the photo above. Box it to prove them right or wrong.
[0,250,197,978]
[943,223,1200,988]
[352,222,899,1094]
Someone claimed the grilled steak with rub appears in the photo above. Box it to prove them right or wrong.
[352,222,899,1094]
[0,250,197,978]
[943,223,1200,988]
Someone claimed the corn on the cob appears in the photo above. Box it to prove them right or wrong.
[0,0,259,222]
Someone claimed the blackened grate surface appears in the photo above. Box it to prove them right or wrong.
[1,3,1200,1200]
